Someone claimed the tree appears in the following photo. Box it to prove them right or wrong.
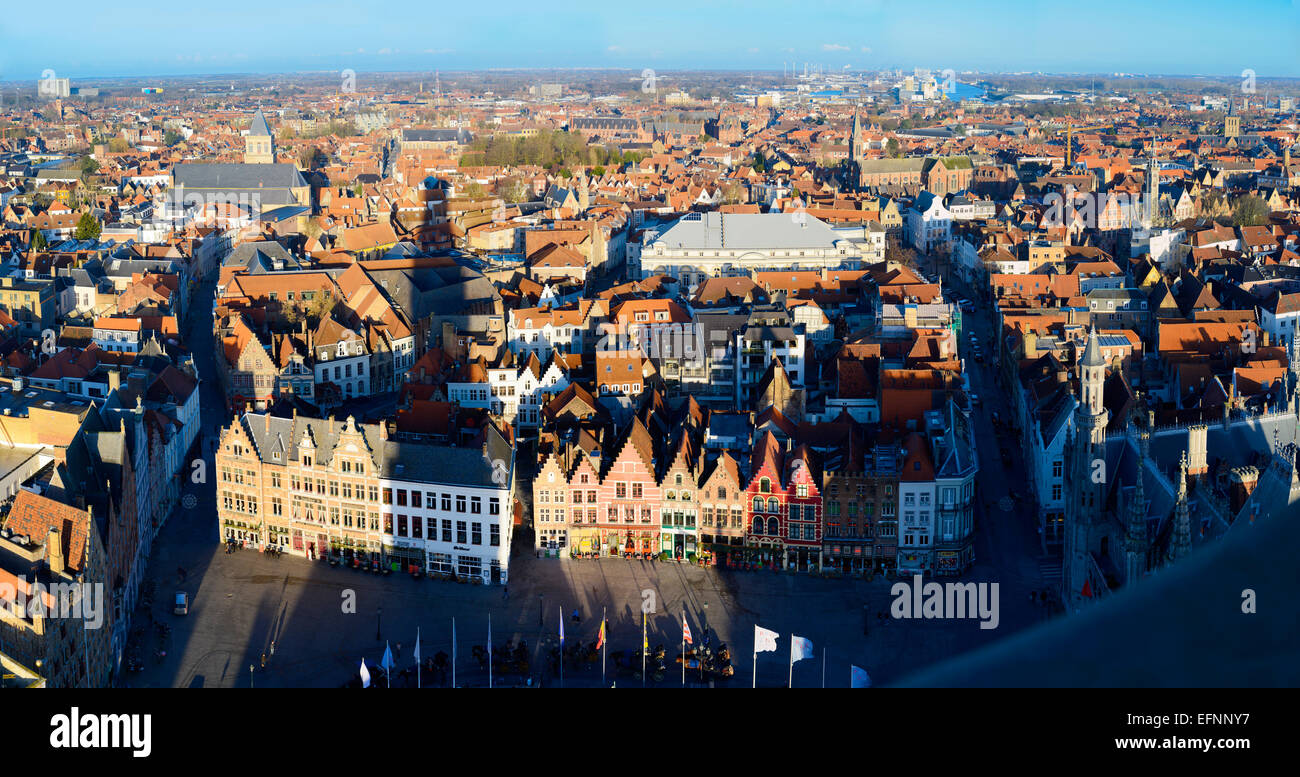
[107,137,129,153]
[164,129,182,146]
[886,138,901,159]
[79,156,99,183]
[1232,195,1269,227]
[73,212,101,241]
[885,237,918,269]
[30,228,48,252]
[299,146,325,170]
[720,181,747,205]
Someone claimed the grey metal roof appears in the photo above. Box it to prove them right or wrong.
[653,212,845,251]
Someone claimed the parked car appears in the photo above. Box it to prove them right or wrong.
[970,393,981,406]
[173,591,189,616]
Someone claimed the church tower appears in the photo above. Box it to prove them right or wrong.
[1144,144,1159,227]
[1063,327,1110,608]
[245,108,275,165]
[850,105,865,162]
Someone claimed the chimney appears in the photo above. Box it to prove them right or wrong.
[1186,423,1209,476]
[1229,466,1259,514]
[1023,330,1038,359]
[108,369,122,394]
[264,413,270,433]
[47,525,65,576]
[380,421,389,441]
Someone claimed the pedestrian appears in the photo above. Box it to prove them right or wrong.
[396,642,402,659]
[1029,590,1036,603]
[502,584,508,601]
[260,653,266,669]
[270,641,275,656]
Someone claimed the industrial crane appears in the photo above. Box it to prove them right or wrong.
[1055,120,1113,168]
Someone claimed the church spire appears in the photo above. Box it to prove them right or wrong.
[1167,451,1192,566]
[1124,409,1151,584]
[850,104,864,162]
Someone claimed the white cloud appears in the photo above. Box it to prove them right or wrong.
[748,47,760,54]
[861,46,872,54]
[822,43,850,52]
[378,48,392,55]
[606,45,622,53]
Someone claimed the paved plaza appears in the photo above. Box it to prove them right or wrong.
[127,506,1056,688]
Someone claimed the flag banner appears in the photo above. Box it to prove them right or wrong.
[683,614,693,645]
[560,607,565,644]
[414,629,421,662]
[754,625,778,653]
[642,612,648,651]
[791,635,814,663]
[851,665,872,688]
[359,658,371,689]
[597,618,606,651]
[1082,580,1094,598]
[381,642,394,675]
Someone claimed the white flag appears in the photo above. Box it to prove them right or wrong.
[359,658,371,688]
[754,625,778,653]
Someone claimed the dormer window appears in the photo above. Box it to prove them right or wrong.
[303,455,312,467]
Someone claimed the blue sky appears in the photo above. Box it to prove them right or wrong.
[1,0,1297,80]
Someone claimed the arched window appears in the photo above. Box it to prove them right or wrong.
[752,496,763,511]
[752,518,763,535]
[760,477,771,493]
[767,517,779,536]
[767,497,779,513]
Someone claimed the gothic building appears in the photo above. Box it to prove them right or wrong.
[1061,327,1300,611]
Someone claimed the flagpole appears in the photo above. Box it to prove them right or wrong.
[601,606,606,687]
[559,605,564,689]
[752,642,757,689]
[681,608,686,687]
[488,612,493,690]
[417,628,421,689]
[452,617,456,689]
[641,609,646,688]
[822,647,826,689]
[788,636,793,689]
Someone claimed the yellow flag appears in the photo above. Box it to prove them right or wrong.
[642,611,648,651]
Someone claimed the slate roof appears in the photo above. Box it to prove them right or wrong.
[239,413,512,489]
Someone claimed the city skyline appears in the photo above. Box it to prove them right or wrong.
[2,0,1298,80]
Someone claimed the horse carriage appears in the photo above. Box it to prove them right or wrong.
[472,639,531,675]
[675,642,734,680]
[609,644,669,682]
